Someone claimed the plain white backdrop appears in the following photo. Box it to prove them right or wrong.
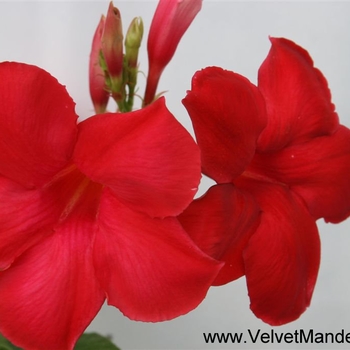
[1,1,350,349]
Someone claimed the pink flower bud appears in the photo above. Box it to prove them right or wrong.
[144,0,202,106]
[89,15,109,114]
[101,1,123,89]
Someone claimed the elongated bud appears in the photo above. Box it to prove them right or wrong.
[125,17,143,69]
[89,15,109,114]
[101,1,123,91]
[124,17,143,111]
[144,0,202,106]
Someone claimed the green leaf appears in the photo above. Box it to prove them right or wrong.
[74,333,121,350]
[0,332,121,350]
[0,334,21,350]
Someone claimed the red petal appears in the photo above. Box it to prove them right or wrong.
[179,183,260,285]
[250,125,350,223]
[93,188,223,321]
[0,62,78,188]
[237,179,320,325]
[0,206,105,350]
[183,67,267,183]
[0,164,103,270]
[257,37,339,152]
[74,97,200,217]
[0,176,58,270]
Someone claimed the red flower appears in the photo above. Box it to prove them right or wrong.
[0,62,222,350]
[144,0,202,106]
[179,38,350,325]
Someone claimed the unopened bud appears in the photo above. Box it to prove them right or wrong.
[125,17,144,69]
[101,1,124,92]
[144,0,202,106]
[89,15,109,114]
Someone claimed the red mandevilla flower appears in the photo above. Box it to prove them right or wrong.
[144,0,202,106]
[179,37,350,325]
[0,62,222,350]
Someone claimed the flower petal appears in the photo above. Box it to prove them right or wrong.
[0,62,78,188]
[250,125,350,223]
[74,97,200,217]
[0,165,102,270]
[0,176,57,270]
[257,37,339,151]
[0,201,105,350]
[236,179,320,325]
[183,67,267,183]
[179,183,260,285]
[93,188,223,321]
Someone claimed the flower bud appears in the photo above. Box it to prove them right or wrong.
[125,17,144,69]
[101,1,124,92]
[89,15,109,114]
[124,17,144,111]
[144,0,202,106]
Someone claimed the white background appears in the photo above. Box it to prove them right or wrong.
[1,1,350,349]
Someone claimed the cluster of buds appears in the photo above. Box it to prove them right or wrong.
[89,2,143,113]
[89,0,202,114]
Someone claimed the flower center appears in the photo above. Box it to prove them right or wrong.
[241,170,287,187]
[46,164,103,223]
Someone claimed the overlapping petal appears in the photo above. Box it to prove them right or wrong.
[0,176,58,270]
[236,179,320,325]
[257,37,339,152]
[0,62,78,188]
[179,183,261,285]
[74,97,201,217]
[0,184,105,350]
[183,67,267,183]
[0,164,105,271]
[250,125,350,223]
[93,188,223,321]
